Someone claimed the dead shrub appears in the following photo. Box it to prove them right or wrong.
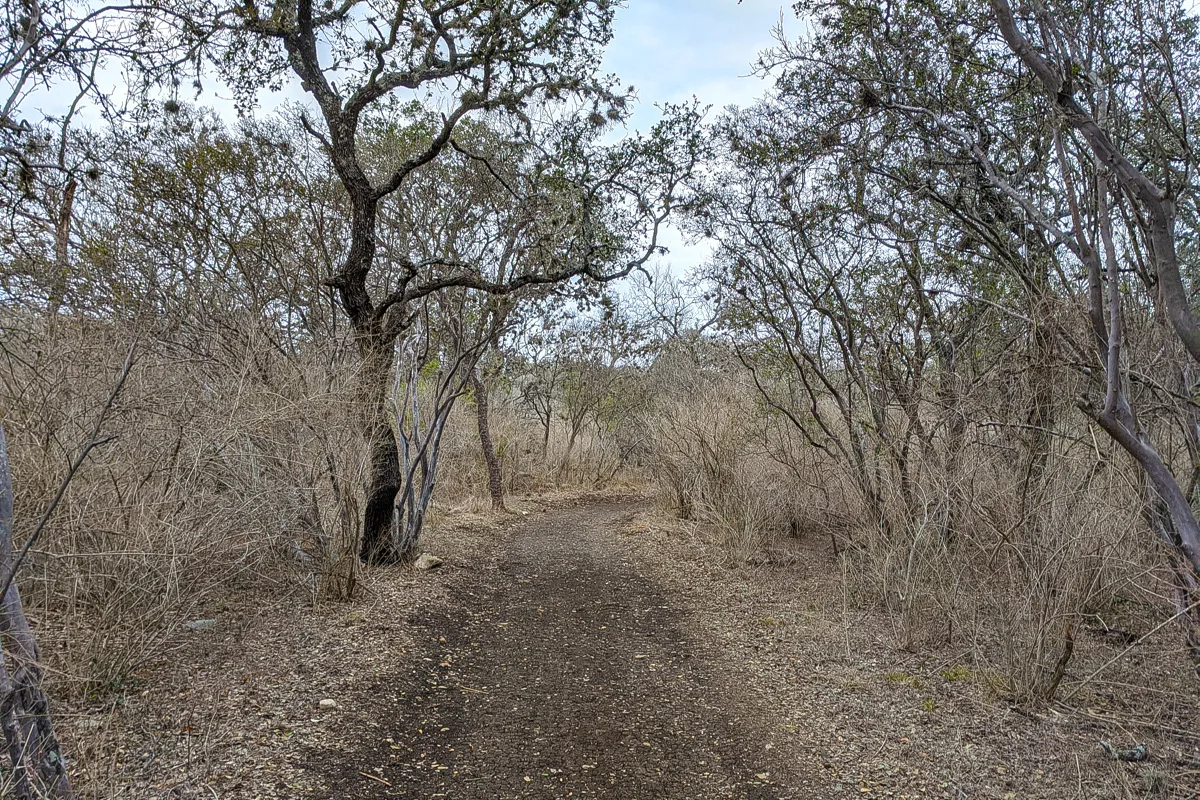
[645,352,1166,701]
[0,315,365,694]
[647,373,792,562]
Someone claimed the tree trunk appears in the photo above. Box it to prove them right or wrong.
[0,427,73,799]
[558,423,582,484]
[471,370,505,510]
[1019,263,1056,535]
[47,177,76,318]
[357,343,402,565]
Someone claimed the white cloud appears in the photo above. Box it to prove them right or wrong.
[599,1,790,278]
[602,0,788,131]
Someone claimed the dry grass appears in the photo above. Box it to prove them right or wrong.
[622,503,1200,799]
[4,310,1198,796]
[645,364,1191,706]
[4,319,318,697]
[647,375,800,564]
[0,312,642,707]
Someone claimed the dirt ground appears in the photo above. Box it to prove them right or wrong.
[60,491,1200,799]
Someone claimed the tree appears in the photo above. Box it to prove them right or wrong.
[470,350,508,511]
[985,0,1200,655]
[160,0,701,562]
[704,0,1200,673]
[72,108,334,329]
[2,0,191,315]
[0,426,72,800]
[0,6,178,794]
[389,291,505,558]
[554,304,649,482]
[514,315,571,460]
[692,37,1005,541]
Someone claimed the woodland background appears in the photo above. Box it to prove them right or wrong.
[2,0,1200,795]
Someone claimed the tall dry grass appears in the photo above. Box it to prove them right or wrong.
[0,311,649,701]
[645,354,1175,702]
[1,315,366,696]
[647,364,802,564]
[7,301,1179,708]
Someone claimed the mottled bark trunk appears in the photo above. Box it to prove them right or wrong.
[395,489,425,562]
[1082,176,1200,579]
[357,343,401,565]
[47,177,75,318]
[394,373,461,562]
[0,427,72,799]
[471,370,505,510]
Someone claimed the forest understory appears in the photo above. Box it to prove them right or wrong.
[8,0,1200,797]
[42,489,1200,800]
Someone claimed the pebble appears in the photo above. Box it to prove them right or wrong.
[414,553,444,571]
[183,619,218,632]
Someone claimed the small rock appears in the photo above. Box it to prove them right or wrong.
[183,619,217,632]
[414,553,443,571]
[319,699,338,710]
[1099,741,1148,762]
[75,718,102,730]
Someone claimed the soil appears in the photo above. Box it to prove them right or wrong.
[62,491,1200,799]
[308,496,799,799]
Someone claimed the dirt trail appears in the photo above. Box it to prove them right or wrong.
[310,499,801,799]
[67,493,1200,798]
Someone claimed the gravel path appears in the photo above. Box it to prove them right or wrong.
[310,499,801,799]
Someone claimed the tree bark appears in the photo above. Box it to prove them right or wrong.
[47,177,76,318]
[1084,175,1200,577]
[357,342,402,565]
[0,426,73,799]
[471,369,505,510]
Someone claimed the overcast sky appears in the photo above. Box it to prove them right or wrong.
[603,0,787,128]
[601,0,789,272]
[140,1,790,135]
